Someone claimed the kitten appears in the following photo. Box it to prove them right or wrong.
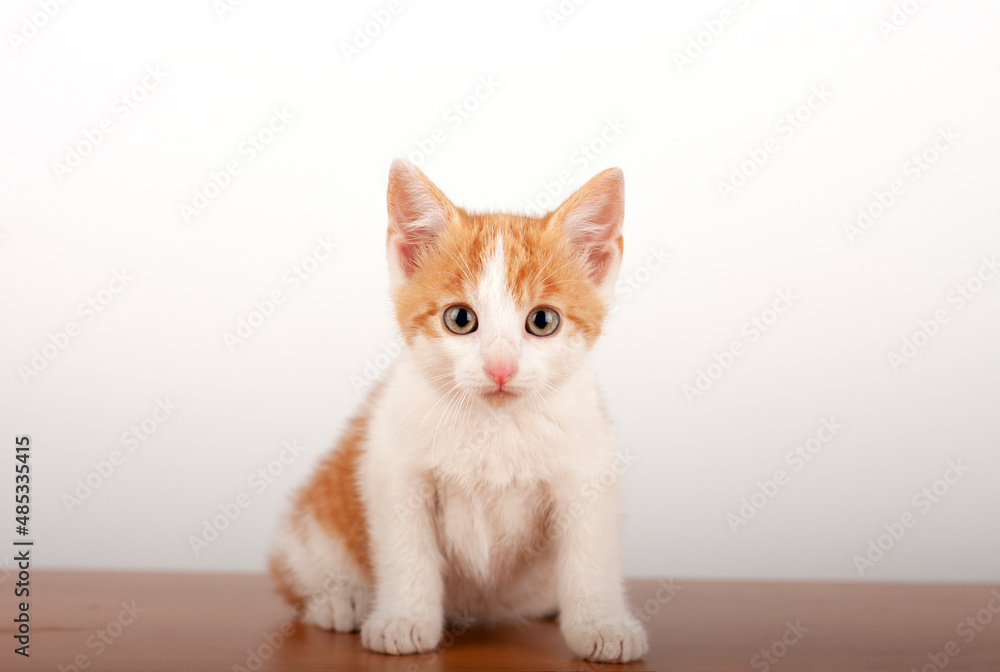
[269,159,648,663]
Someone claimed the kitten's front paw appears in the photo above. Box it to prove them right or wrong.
[361,612,443,655]
[563,614,648,663]
[302,583,371,633]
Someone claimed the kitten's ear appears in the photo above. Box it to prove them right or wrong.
[549,167,624,296]
[386,159,456,283]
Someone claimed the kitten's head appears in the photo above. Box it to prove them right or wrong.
[386,159,623,407]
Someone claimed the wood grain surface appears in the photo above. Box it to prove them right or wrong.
[2,571,998,671]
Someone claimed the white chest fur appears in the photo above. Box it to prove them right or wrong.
[363,352,618,592]
[433,475,551,586]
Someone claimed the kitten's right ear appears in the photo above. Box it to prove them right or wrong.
[548,167,625,300]
[386,159,455,283]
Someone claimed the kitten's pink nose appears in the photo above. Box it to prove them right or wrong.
[486,363,516,386]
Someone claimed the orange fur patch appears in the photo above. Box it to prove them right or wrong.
[288,391,381,582]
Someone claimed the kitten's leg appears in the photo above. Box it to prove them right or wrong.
[554,477,648,663]
[359,469,445,655]
[269,513,372,632]
[270,411,375,631]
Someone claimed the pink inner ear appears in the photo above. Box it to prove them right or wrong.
[388,232,419,277]
[583,242,618,285]
[389,214,446,277]
[558,172,624,286]
[386,160,453,278]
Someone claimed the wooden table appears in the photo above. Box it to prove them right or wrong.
[3,572,999,671]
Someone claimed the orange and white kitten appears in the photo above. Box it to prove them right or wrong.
[270,159,647,663]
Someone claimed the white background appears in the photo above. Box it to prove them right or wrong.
[1,0,998,583]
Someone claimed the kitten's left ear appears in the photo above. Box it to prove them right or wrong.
[549,167,625,298]
[386,159,457,286]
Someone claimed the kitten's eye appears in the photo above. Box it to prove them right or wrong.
[526,307,560,337]
[443,304,478,335]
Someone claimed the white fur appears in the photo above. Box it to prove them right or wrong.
[274,513,371,632]
[275,187,645,662]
